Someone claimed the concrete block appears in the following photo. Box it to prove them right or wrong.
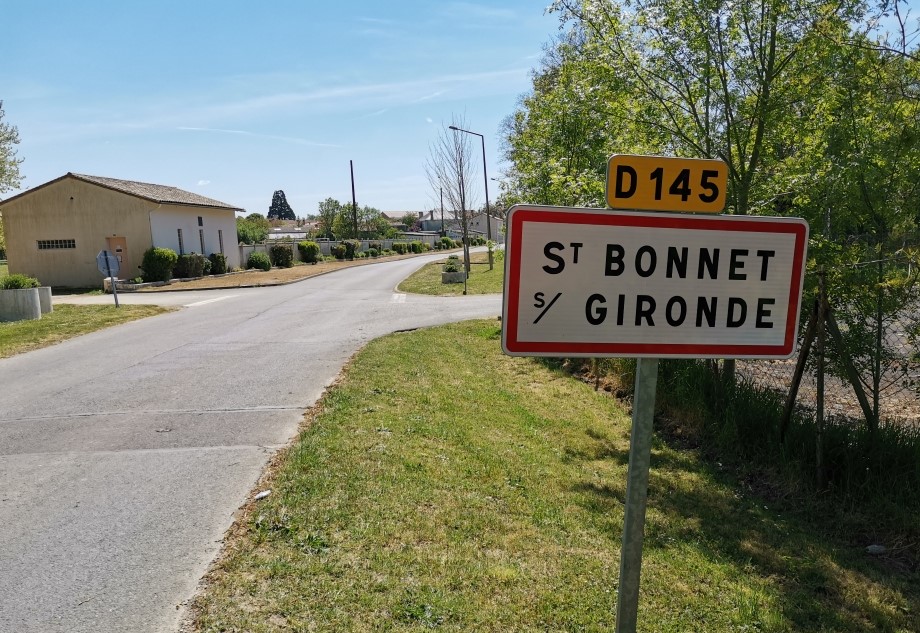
[0,288,41,322]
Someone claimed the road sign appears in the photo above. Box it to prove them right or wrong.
[606,154,727,213]
[502,205,809,358]
[96,250,120,277]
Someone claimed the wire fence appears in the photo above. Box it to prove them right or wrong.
[738,246,920,430]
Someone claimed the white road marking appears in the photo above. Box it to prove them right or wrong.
[184,294,239,307]
[391,293,406,304]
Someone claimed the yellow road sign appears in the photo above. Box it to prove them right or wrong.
[606,154,727,213]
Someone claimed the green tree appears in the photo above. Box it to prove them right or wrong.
[399,212,420,230]
[0,101,23,195]
[267,190,296,221]
[332,203,358,240]
[236,213,270,244]
[316,197,341,239]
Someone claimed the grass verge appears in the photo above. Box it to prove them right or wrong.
[397,251,504,295]
[0,304,172,358]
[187,320,917,632]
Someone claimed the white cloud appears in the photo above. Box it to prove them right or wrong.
[426,117,434,123]
[197,180,210,186]
[177,127,339,147]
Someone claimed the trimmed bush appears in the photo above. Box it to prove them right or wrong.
[369,242,383,253]
[269,243,294,268]
[247,251,271,271]
[366,248,379,258]
[140,247,178,283]
[0,274,40,289]
[344,239,361,260]
[392,242,408,255]
[173,253,206,278]
[439,236,453,250]
[201,256,212,276]
[331,244,347,259]
[208,252,228,275]
[298,240,320,264]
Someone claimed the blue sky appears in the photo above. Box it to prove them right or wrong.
[2,1,559,215]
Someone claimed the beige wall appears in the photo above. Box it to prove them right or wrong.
[1,178,154,287]
[0,176,241,287]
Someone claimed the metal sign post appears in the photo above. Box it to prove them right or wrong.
[96,250,120,308]
[615,357,658,632]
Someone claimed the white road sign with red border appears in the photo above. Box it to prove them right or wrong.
[502,205,809,358]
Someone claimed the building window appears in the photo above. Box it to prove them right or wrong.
[177,229,185,255]
[198,216,203,227]
[199,229,205,254]
[218,229,224,254]
[37,239,76,250]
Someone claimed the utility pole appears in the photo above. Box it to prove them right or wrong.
[350,160,358,238]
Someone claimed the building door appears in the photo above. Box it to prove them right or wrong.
[106,236,127,274]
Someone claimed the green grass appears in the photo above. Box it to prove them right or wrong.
[0,303,173,358]
[397,251,504,295]
[188,320,918,632]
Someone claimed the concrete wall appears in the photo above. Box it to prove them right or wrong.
[239,236,441,266]
[1,178,153,287]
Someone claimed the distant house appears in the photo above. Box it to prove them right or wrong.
[418,209,503,241]
[0,173,242,287]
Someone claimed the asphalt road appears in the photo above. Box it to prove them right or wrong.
[0,253,501,632]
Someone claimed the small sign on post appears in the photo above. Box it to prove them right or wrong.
[96,250,121,307]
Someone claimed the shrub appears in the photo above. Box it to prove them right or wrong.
[247,251,271,271]
[140,247,178,283]
[173,253,206,278]
[269,243,294,268]
[344,239,361,260]
[130,276,143,284]
[443,256,462,273]
[298,240,320,264]
[392,242,408,254]
[331,244,347,259]
[208,252,228,275]
[369,242,383,253]
[0,274,40,289]
[439,236,453,250]
[201,256,212,276]
[366,248,379,258]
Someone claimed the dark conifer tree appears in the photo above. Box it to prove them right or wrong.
[267,190,296,220]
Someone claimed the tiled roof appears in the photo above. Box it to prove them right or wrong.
[71,173,242,210]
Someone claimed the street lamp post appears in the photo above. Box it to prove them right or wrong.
[448,125,493,270]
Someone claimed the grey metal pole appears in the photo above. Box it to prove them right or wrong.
[479,134,493,270]
[448,124,493,269]
[104,251,120,308]
[615,357,658,632]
